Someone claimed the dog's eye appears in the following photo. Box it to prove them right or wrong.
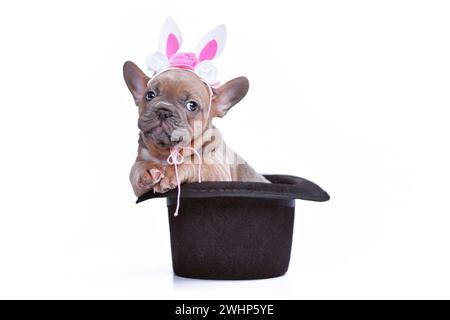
[185,101,198,112]
[145,91,156,101]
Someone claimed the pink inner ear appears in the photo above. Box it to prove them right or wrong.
[166,33,180,58]
[199,40,218,62]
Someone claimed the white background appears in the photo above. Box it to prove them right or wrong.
[0,0,449,299]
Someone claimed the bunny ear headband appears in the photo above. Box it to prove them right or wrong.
[146,17,226,86]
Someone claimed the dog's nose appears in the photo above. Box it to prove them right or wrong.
[156,108,173,120]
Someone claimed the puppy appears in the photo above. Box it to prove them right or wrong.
[124,61,269,197]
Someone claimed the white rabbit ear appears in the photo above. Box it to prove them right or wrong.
[159,17,183,59]
[196,24,226,63]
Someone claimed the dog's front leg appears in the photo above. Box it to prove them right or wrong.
[130,161,165,197]
[152,164,193,193]
[153,163,232,193]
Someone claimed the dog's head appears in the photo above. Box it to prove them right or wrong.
[123,61,249,149]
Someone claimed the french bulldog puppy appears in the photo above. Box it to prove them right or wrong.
[124,61,269,197]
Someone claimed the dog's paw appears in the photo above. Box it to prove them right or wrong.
[153,170,179,193]
[137,168,164,190]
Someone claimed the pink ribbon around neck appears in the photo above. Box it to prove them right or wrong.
[167,146,202,216]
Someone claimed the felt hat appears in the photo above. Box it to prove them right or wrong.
[137,175,329,280]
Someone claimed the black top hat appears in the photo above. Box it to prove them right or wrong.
[137,174,329,280]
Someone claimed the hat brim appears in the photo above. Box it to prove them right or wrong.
[136,174,330,204]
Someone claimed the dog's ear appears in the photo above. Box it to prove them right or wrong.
[123,61,150,105]
[212,77,249,117]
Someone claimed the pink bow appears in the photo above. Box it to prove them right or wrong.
[167,147,202,216]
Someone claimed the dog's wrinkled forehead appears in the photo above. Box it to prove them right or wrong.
[147,69,211,103]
